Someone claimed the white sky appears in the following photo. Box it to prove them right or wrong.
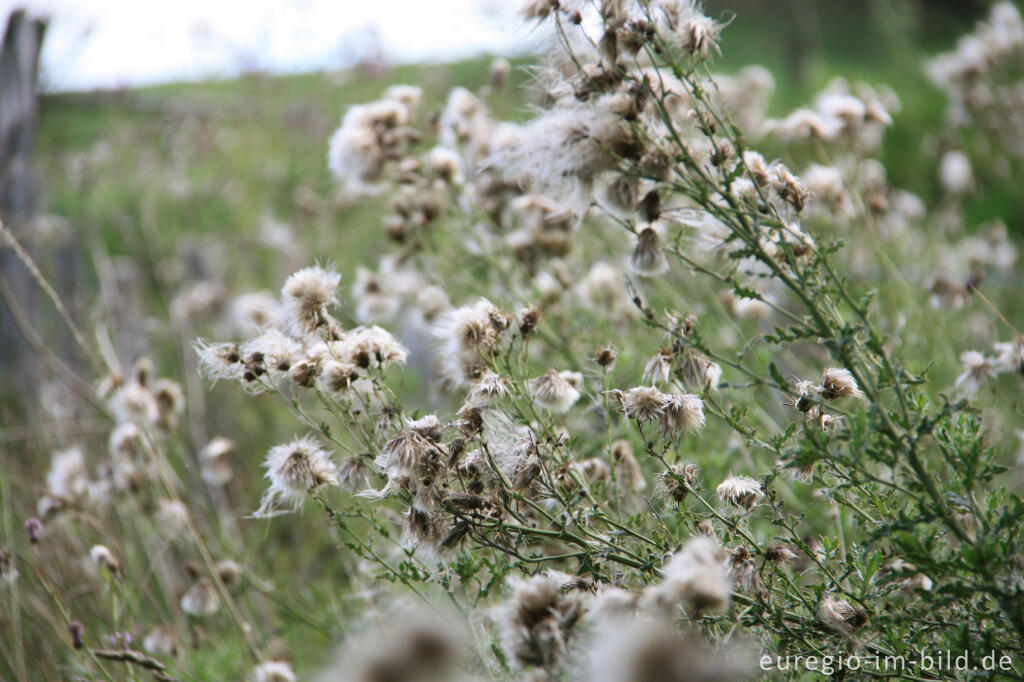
[2,0,544,91]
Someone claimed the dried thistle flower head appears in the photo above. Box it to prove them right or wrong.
[659,462,699,502]
[644,536,731,614]
[216,559,243,590]
[68,620,85,649]
[323,607,461,682]
[181,577,220,617]
[659,392,705,435]
[46,446,88,502]
[201,436,235,486]
[375,429,436,491]
[195,340,245,382]
[992,335,1024,374]
[336,326,409,369]
[495,573,587,669]
[764,543,798,564]
[595,344,619,368]
[143,625,179,657]
[109,422,141,459]
[151,378,185,429]
[628,227,669,277]
[611,440,647,492]
[529,369,583,413]
[282,265,341,337]
[251,661,296,682]
[89,544,120,576]
[585,616,754,682]
[642,350,674,385]
[679,350,721,390]
[318,361,358,394]
[580,457,612,481]
[727,546,765,597]
[155,498,190,540]
[1,548,17,586]
[614,386,668,422]
[465,369,510,408]
[716,475,764,511]
[955,350,994,396]
[819,594,867,635]
[336,455,370,491]
[818,367,863,399]
[255,436,339,517]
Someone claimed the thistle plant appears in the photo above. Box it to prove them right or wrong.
[183,0,1024,677]
[4,1,1024,680]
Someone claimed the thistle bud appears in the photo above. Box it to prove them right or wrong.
[68,620,86,649]
[24,517,43,544]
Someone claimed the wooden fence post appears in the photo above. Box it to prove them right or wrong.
[0,10,48,407]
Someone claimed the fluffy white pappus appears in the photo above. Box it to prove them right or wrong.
[251,661,296,682]
[583,614,755,682]
[818,367,863,400]
[802,163,848,214]
[334,325,409,370]
[768,108,843,143]
[230,291,284,334]
[194,340,245,382]
[439,86,494,164]
[254,436,339,517]
[955,350,994,396]
[327,88,422,192]
[716,475,764,511]
[494,572,588,670]
[155,498,190,540]
[242,329,304,378]
[108,380,159,426]
[46,446,88,501]
[490,102,635,218]
[659,392,705,434]
[628,227,670,277]
[643,535,732,614]
[181,577,220,616]
[433,298,512,387]
[425,145,465,184]
[529,369,583,413]
[614,386,669,422]
[993,337,1024,374]
[576,261,631,314]
[281,265,341,337]
[108,422,141,460]
[940,150,973,195]
[351,259,424,324]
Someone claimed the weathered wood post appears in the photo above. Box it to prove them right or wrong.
[0,10,47,407]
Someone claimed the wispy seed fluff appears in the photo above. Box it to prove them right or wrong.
[335,325,408,369]
[89,545,120,575]
[250,661,296,682]
[659,393,705,435]
[628,227,670,277]
[819,594,867,636]
[529,369,583,413]
[281,265,341,337]
[434,298,513,387]
[610,440,647,493]
[494,572,587,670]
[255,436,339,517]
[46,446,88,501]
[181,577,220,617]
[643,536,732,614]
[614,386,668,422]
[818,367,863,400]
[716,475,764,511]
